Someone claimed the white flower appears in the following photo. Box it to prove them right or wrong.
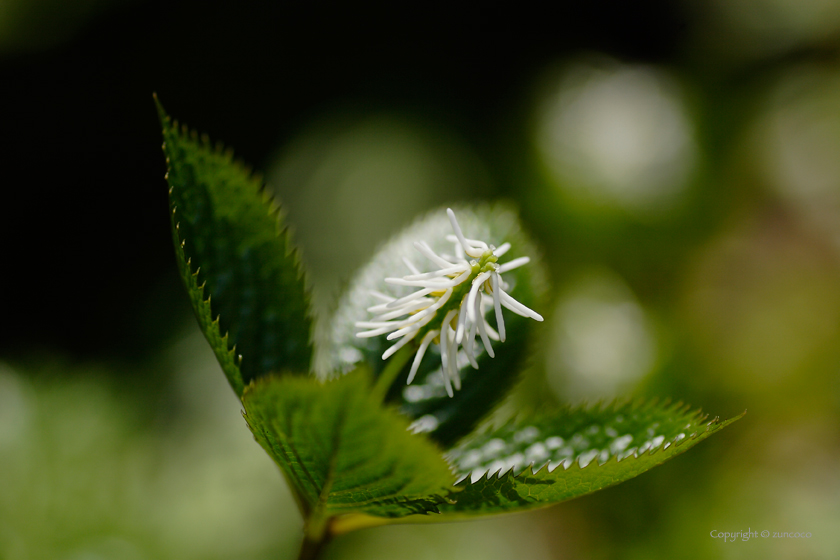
[355,208,543,397]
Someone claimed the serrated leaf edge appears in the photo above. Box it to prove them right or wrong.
[158,97,316,392]
[460,397,703,444]
[452,411,745,487]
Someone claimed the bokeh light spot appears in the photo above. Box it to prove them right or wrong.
[534,59,697,216]
[546,271,658,401]
[751,66,840,246]
[682,216,840,389]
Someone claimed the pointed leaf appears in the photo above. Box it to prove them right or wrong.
[324,204,547,447]
[242,371,455,519]
[157,98,313,394]
[437,401,743,517]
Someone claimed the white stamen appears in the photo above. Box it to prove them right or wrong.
[402,265,468,281]
[455,296,469,344]
[446,208,485,258]
[356,320,403,329]
[464,314,479,368]
[386,311,436,339]
[385,287,436,309]
[381,327,420,360]
[362,302,444,329]
[371,299,432,321]
[499,289,544,321]
[439,309,458,397]
[355,326,397,338]
[491,272,506,342]
[452,239,466,260]
[359,208,542,398]
[402,257,421,275]
[414,241,455,268]
[467,271,492,324]
[446,234,489,251]
[368,296,432,313]
[370,290,395,302]
[408,330,438,384]
[385,321,423,342]
[496,256,530,273]
[493,242,511,257]
[385,288,453,338]
[483,318,501,342]
[448,332,461,390]
[475,294,495,358]
[446,208,471,250]
[384,268,470,288]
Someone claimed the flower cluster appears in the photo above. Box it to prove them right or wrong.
[356,208,543,397]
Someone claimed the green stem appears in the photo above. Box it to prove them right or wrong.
[370,344,415,403]
[295,329,418,559]
[297,530,330,560]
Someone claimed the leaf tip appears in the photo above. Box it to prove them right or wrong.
[153,93,169,127]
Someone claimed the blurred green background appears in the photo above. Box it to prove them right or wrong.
[2,1,840,558]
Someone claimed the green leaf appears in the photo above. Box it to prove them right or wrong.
[157,97,313,394]
[242,371,455,520]
[323,204,547,447]
[438,401,743,517]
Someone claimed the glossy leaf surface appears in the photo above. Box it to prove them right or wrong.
[438,401,743,516]
[158,98,312,394]
[242,371,455,519]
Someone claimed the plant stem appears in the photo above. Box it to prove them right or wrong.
[370,343,414,403]
[297,532,329,560]
[296,336,414,559]
[297,512,333,560]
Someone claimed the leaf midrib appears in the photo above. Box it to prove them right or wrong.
[308,391,350,531]
[283,401,321,509]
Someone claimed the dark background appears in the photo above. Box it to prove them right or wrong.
[1,0,687,364]
[3,2,840,559]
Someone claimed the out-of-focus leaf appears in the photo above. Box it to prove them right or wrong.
[157,97,312,394]
[324,204,547,447]
[437,401,743,516]
[242,371,455,519]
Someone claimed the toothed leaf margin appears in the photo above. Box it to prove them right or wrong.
[242,371,456,519]
[436,402,743,517]
[157,96,313,394]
